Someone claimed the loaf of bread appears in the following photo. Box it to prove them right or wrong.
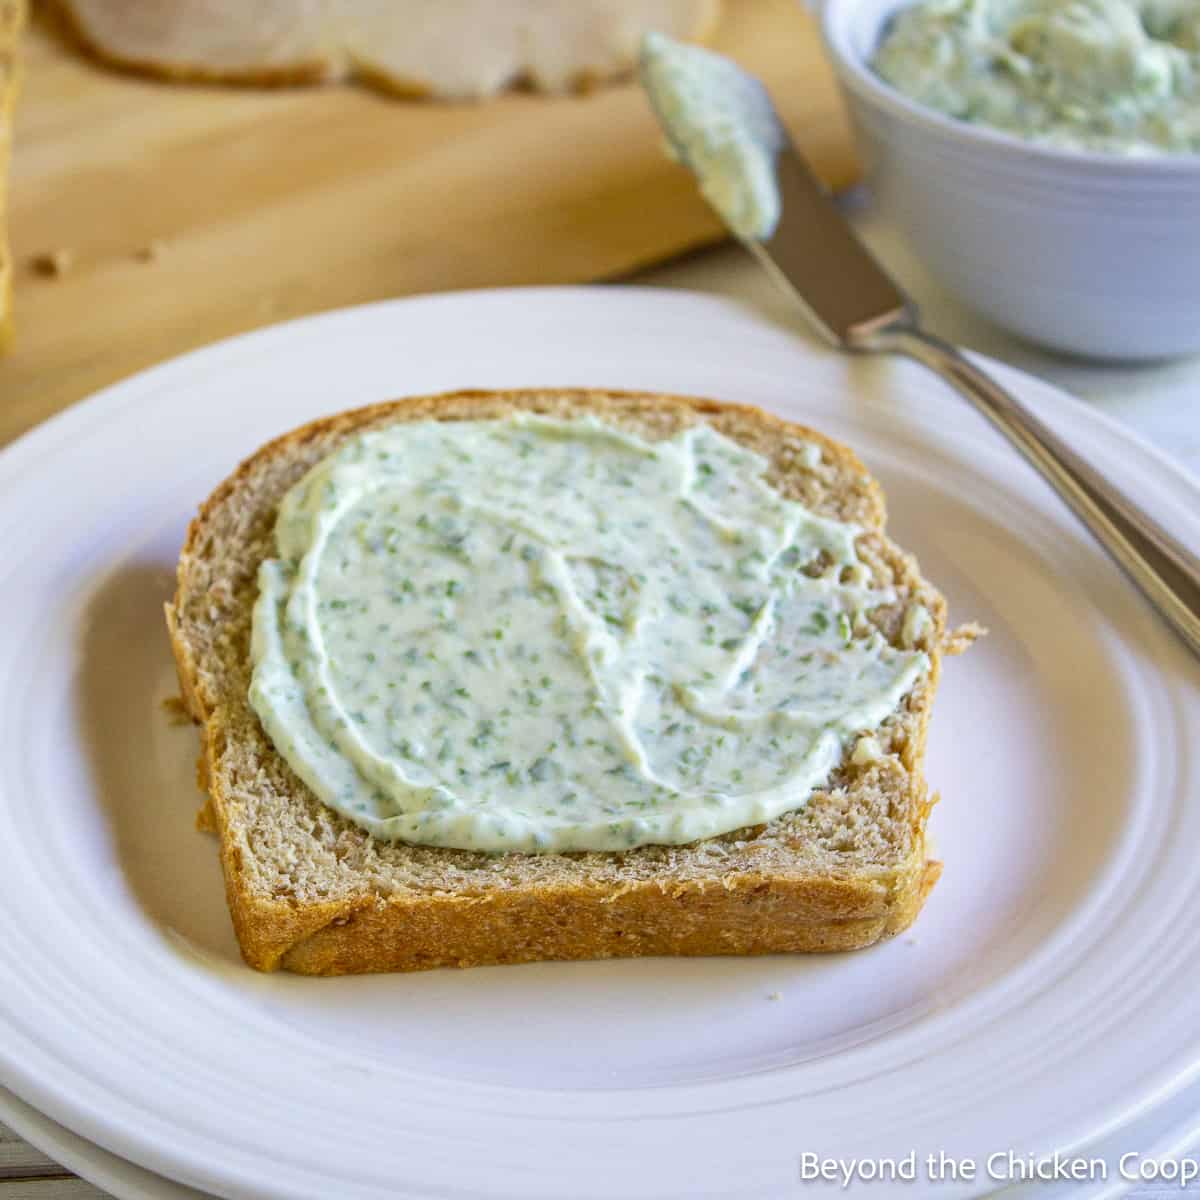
[0,0,25,351]
[166,389,951,974]
[61,0,720,99]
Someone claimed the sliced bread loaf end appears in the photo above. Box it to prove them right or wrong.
[0,1,27,352]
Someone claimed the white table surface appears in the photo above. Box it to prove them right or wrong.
[4,206,1197,1199]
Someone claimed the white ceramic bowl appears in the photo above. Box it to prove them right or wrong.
[820,0,1200,360]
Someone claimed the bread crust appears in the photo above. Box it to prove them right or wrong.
[167,388,947,973]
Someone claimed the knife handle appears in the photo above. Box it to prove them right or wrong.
[868,324,1200,658]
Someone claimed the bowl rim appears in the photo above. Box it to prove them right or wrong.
[818,0,1200,177]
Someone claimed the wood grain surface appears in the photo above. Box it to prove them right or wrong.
[0,0,858,447]
[1,1121,108,1200]
[0,1123,61,1181]
[1,1184,109,1200]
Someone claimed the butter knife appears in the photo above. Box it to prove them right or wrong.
[641,34,1200,658]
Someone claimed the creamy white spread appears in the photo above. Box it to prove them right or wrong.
[902,602,933,648]
[873,0,1200,155]
[851,734,884,765]
[250,415,928,853]
[639,31,785,240]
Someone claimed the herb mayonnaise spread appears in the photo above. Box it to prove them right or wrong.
[639,31,786,240]
[250,415,927,853]
[873,0,1200,154]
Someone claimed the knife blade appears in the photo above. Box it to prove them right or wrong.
[639,31,909,346]
[750,146,911,345]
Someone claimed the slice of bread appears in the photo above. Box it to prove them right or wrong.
[167,389,950,974]
[0,0,26,351]
[60,0,720,100]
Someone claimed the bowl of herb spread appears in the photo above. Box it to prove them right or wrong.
[820,0,1200,359]
[874,0,1200,156]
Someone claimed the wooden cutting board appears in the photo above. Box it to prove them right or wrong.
[0,0,858,445]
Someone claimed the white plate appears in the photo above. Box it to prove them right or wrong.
[0,1086,204,1200]
[0,287,1197,1200]
[8,1068,1200,1200]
